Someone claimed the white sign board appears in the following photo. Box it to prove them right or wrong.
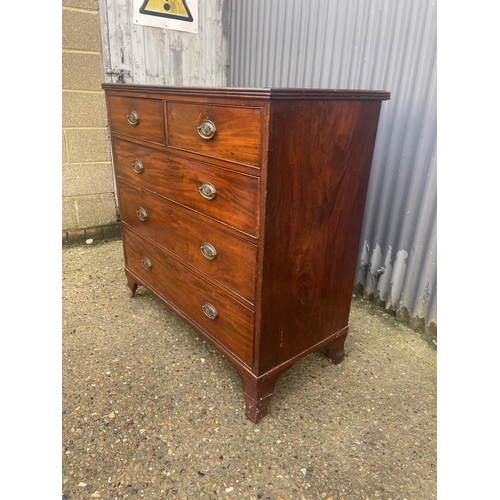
[133,0,198,33]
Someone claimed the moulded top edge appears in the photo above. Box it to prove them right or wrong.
[269,88,390,101]
[101,83,390,101]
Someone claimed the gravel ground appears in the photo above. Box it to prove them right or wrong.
[62,238,437,500]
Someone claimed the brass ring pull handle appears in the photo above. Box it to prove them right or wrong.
[136,207,148,221]
[200,242,217,261]
[202,301,218,320]
[132,160,144,174]
[141,257,152,271]
[127,109,140,126]
[197,119,216,140]
[198,182,217,200]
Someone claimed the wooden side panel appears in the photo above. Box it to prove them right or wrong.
[256,99,383,375]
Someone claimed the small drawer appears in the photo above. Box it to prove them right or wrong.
[167,102,262,167]
[112,138,259,237]
[107,95,165,145]
[123,227,254,366]
[118,181,257,303]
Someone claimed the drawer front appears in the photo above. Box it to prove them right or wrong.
[123,227,254,366]
[108,95,165,145]
[118,181,257,303]
[112,138,259,236]
[167,102,262,167]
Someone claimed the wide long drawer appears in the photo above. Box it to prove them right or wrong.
[112,138,259,237]
[118,181,257,303]
[122,227,254,366]
[167,102,262,167]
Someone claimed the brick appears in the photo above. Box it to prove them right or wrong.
[62,0,98,10]
[62,53,105,91]
[62,92,107,127]
[65,129,111,163]
[62,223,122,246]
[62,162,114,196]
[67,230,86,243]
[85,227,103,240]
[63,130,68,164]
[62,198,78,230]
[76,194,118,227]
[62,9,101,51]
[101,224,122,240]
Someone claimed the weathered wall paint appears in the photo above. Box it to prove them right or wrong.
[99,0,230,87]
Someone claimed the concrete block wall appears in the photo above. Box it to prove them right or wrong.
[62,0,120,244]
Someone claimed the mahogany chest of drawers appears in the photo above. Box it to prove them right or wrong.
[102,84,390,422]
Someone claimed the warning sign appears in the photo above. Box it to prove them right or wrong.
[133,0,198,33]
[139,0,193,22]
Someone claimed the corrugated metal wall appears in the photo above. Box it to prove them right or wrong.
[228,0,437,332]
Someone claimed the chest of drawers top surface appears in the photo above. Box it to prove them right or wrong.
[103,84,389,164]
[102,83,390,98]
[103,84,389,422]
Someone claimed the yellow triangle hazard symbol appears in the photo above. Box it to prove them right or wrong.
[139,0,193,22]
